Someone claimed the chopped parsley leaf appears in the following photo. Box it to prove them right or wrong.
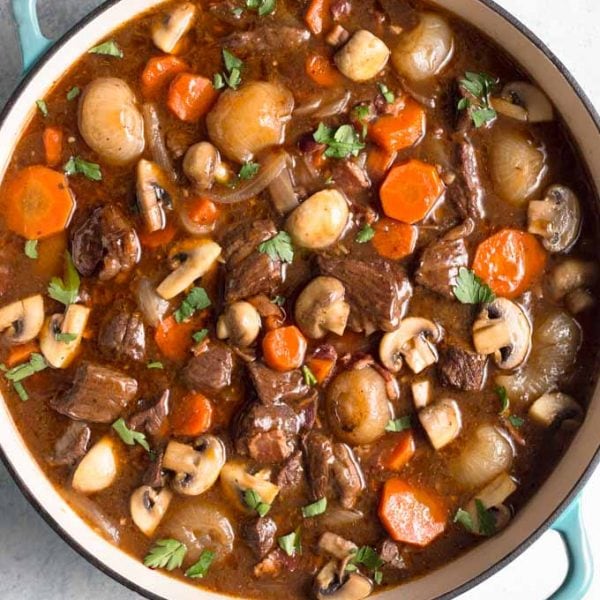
[496,385,510,415]
[67,86,81,101]
[355,224,375,243]
[193,329,209,344]
[302,365,317,387]
[272,295,286,306]
[313,122,365,159]
[48,252,80,306]
[112,418,150,452]
[143,539,187,570]
[54,332,77,343]
[302,497,327,518]
[378,82,395,104]
[278,530,302,557]
[24,239,38,259]
[238,162,260,180]
[185,550,215,579]
[243,489,271,517]
[349,546,384,571]
[385,416,412,432]
[458,72,497,128]
[147,361,164,370]
[64,156,102,181]
[258,231,294,264]
[453,507,474,532]
[475,499,497,536]
[508,414,525,428]
[214,49,244,90]
[89,40,123,58]
[174,287,211,323]
[36,99,48,117]
[452,267,495,304]
[246,0,277,16]
[3,353,47,384]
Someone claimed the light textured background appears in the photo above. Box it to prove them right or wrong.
[0,0,599,598]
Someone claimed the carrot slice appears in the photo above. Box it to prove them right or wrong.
[380,160,444,224]
[370,100,426,153]
[42,127,63,167]
[6,341,40,368]
[306,356,335,384]
[305,0,332,35]
[1,166,75,240]
[472,229,547,298]
[305,53,342,87]
[367,146,397,181]
[167,73,218,123]
[172,392,213,436]
[154,316,197,361]
[141,55,188,99]
[187,197,219,227]
[262,326,307,372]
[373,219,418,260]
[378,478,447,546]
[383,431,416,471]
[138,221,177,248]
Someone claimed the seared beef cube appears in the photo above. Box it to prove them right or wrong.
[71,206,140,281]
[183,343,234,394]
[128,390,170,436]
[304,432,334,501]
[331,160,371,198]
[330,0,351,20]
[143,450,166,489]
[379,539,407,570]
[331,443,365,508]
[225,252,283,303]
[276,451,304,488]
[248,362,310,405]
[254,548,300,578]
[51,362,138,423]
[438,343,487,391]
[226,26,309,52]
[235,403,300,463]
[48,421,91,466]
[296,393,318,431]
[416,237,469,298]
[221,220,277,265]
[242,517,277,559]
[455,140,484,220]
[98,309,145,362]
[318,256,412,333]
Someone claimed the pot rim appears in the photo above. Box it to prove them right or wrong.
[0,1,599,599]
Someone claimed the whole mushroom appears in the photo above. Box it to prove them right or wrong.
[40,304,91,368]
[183,141,230,190]
[130,486,173,537]
[0,295,44,344]
[334,30,390,82]
[217,301,262,347]
[136,159,172,233]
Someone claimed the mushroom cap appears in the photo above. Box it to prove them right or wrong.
[183,142,221,190]
[473,298,531,370]
[136,159,171,233]
[152,2,197,54]
[219,461,280,512]
[0,294,44,344]
[528,391,583,428]
[418,398,462,450]
[40,304,90,369]
[315,560,373,600]
[217,301,262,347]
[334,30,390,82]
[130,485,173,537]
[502,81,553,123]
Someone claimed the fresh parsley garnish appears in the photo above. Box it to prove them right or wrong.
[348,545,384,584]
[231,7,244,17]
[454,507,474,532]
[458,72,497,128]
[352,104,371,139]
[112,418,150,452]
[89,40,123,58]
[355,224,375,243]
[147,361,164,370]
[36,99,48,117]
[374,570,384,585]
[385,416,412,432]
[508,414,525,428]
[272,295,286,306]
[185,550,215,579]
[278,530,302,557]
[238,162,260,180]
[475,499,497,536]
[313,122,365,159]
[302,497,327,518]
[48,252,80,306]
[24,240,38,259]
[143,539,187,570]
[302,365,317,387]
[64,156,102,181]
[378,82,395,104]
[246,0,276,16]
[3,353,47,383]
[496,385,509,414]
[193,329,209,344]
[13,381,29,401]
[214,49,243,90]
[66,86,81,101]
[452,267,495,304]
[243,489,271,517]
[54,332,77,343]
[258,231,294,264]
[174,287,211,323]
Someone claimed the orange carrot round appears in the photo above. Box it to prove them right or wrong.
[472,229,548,298]
[370,100,426,153]
[43,127,63,167]
[154,315,197,361]
[378,478,447,546]
[382,431,416,471]
[372,219,418,260]
[2,166,75,239]
[305,54,343,87]
[367,147,397,181]
[141,55,188,99]
[187,197,218,227]
[262,326,307,372]
[167,73,218,123]
[380,159,444,224]
[305,0,332,35]
[306,356,335,384]
[172,393,213,436]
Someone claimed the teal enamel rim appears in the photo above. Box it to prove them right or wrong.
[3,1,600,599]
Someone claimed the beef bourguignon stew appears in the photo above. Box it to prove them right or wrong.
[0,0,598,598]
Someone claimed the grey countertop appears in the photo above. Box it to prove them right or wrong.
[0,1,599,599]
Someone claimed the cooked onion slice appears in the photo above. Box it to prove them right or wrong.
[142,103,176,182]
[134,277,170,326]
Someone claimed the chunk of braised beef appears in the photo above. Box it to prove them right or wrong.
[71,206,140,281]
[325,24,350,47]
[276,451,304,488]
[221,220,277,265]
[437,343,487,391]
[379,539,407,570]
[318,255,412,333]
[143,449,166,489]
[183,343,234,394]
[331,443,365,509]
[330,0,351,20]
[416,236,469,298]
[235,403,300,463]
[254,548,301,578]
[242,517,277,559]
[98,309,145,362]
[304,432,334,501]
[47,421,91,466]
[128,390,170,436]
[248,362,310,405]
[51,362,138,423]
[226,26,310,52]
[331,160,371,198]
[295,392,319,431]
[454,139,485,220]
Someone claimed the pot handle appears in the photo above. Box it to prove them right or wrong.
[11,0,53,74]
[549,498,593,600]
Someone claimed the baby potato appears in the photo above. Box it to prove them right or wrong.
[335,30,390,82]
[286,189,349,249]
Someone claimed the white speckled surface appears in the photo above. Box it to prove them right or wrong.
[0,1,599,598]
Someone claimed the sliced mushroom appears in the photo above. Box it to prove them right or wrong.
[502,82,554,123]
[78,78,145,165]
[379,317,441,374]
[528,185,581,252]
[548,258,598,301]
[130,485,173,537]
[72,436,118,494]
[489,97,528,122]
[528,392,583,428]
[295,277,350,339]
[156,239,222,300]
[419,398,461,450]
[411,378,432,409]
[334,30,390,82]
[136,159,172,233]
[164,436,226,496]
[220,461,280,512]
[152,2,197,54]
[472,299,531,370]
[315,560,372,600]
[0,295,44,344]
[217,301,261,347]
[40,304,90,369]
[318,532,358,560]
[183,142,230,190]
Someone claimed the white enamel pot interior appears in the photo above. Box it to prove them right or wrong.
[0,0,599,599]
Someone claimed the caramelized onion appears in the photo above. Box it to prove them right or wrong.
[134,277,169,326]
[143,103,176,182]
[62,488,120,544]
[268,156,299,214]
[314,91,352,119]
